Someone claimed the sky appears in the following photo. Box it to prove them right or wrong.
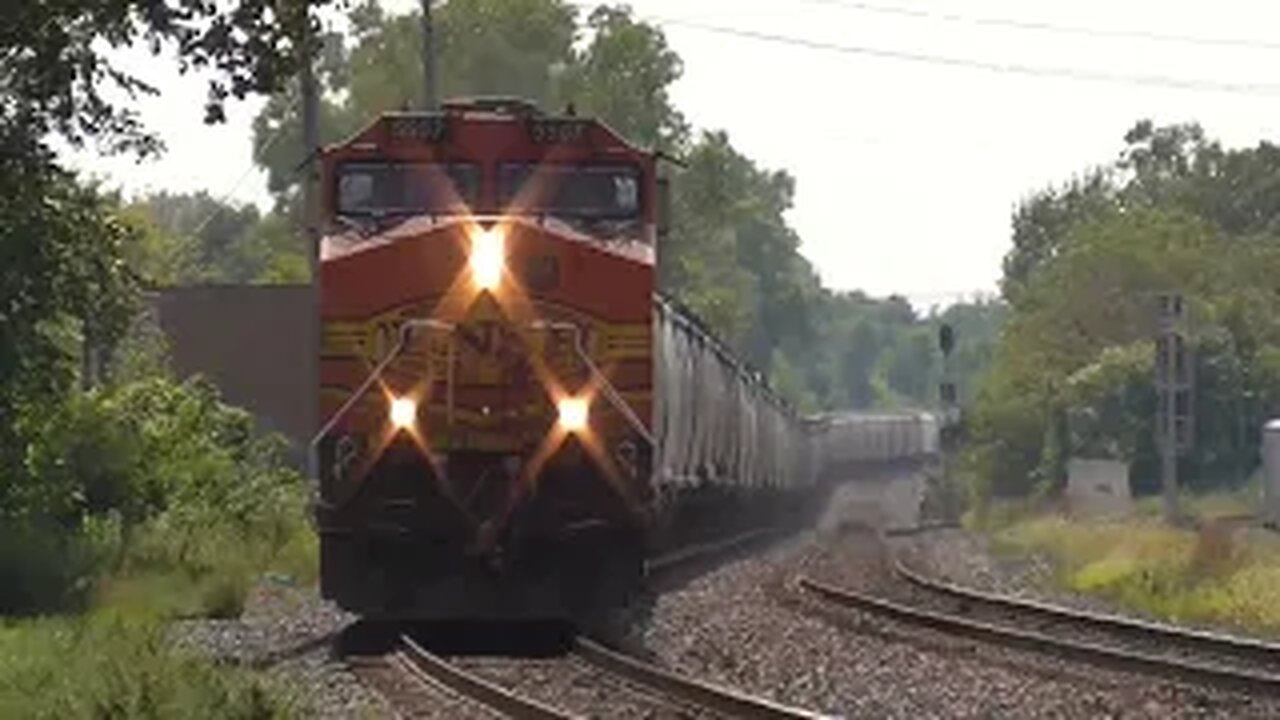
[68,0,1280,309]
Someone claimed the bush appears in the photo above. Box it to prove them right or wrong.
[0,520,113,614]
[0,377,314,617]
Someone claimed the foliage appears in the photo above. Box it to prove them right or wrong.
[123,192,308,285]
[0,137,142,476]
[968,122,1280,504]
[0,4,317,713]
[1,377,311,616]
[254,0,580,205]
[1,0,329,156]
[994,513,1280,636]
[1061,343,1155,464]
[562,5,688,151]
[0,611,293,719]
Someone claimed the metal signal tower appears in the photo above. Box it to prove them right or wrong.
[1155,293,1194,524]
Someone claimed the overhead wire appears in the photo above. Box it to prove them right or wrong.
[563,1,1280,97]
[796,0,1280,52]
[186,87,302,239]
[624,11,1280,97]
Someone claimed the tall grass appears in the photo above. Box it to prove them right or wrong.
[0,611,295,719]
[995,514,1280,635]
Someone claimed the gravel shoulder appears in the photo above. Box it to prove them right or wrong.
[169,579,398,719]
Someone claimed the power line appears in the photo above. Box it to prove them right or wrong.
[797,0,1280,52]
[187,89,301,239]
[631,12,1280,97]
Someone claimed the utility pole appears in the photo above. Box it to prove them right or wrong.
[300,11,321,481]
[421,0,438,110]
[1155,293,1193,524]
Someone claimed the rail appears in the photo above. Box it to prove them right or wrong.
[398,634,576,720]
[894,557,1280,661]
[573,637,826,720]
[798,573,1280,696]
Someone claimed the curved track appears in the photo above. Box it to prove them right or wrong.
[397,634,572,719]
[571,636,823,720]
[354,528,826,718]
[798,540,1280,696]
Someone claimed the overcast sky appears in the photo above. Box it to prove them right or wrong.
[68,0,1280,309]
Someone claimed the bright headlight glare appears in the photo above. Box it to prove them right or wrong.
[557,397,589,433]
[389,397,417,429]
[470,228,505,290]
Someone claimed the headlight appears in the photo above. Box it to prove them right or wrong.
[470,228,505,290]
[389,397,417,429]
[557,397,588,433]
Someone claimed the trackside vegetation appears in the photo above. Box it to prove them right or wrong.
[0,372,315,717]
[991,504,1280,636]
[965,121,1280,508]
[0,1,330,715]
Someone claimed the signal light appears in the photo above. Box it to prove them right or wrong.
[470,228,505,290]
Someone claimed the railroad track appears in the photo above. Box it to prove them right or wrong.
[392,630,826,719]
[797,543,1280,696]
[355,529,824,718]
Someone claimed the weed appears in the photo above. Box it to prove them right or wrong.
[996,513,1280,635]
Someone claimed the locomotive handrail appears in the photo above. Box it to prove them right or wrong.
[530,319,655,448]
[309,318,456,488]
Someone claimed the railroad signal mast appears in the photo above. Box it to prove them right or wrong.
[936,323,959,518]
[1155,293,1194,524]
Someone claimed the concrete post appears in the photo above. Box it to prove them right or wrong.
[1263,419,1280,527]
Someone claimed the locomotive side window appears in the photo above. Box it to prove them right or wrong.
[498,163,641,220]
[337,162,480,216]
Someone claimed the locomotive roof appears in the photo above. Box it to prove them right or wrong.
[324,97,649,156]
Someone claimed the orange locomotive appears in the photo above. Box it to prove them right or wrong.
[312,98,821,623]
[313,99,661,620]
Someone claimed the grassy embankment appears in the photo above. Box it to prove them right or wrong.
[0,378,318,718]
[980,486,1280,637]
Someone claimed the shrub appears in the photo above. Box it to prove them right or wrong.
[0,377,314,617]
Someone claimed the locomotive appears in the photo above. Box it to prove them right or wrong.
[310,98,933,622]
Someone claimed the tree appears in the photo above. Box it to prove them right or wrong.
[972,131,1280,505]
[123,192,305,284]
[0,137,142,479]
[252,0,580,207]
[1002,169,1115,298]
[2,0,329,155]
[562,6,688,151]
[0,0,326,494]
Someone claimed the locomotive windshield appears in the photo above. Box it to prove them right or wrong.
[498,163,641,220]
[337,161,480,216]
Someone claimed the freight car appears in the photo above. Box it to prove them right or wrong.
[309,98,918,624]
[812,411,940,483]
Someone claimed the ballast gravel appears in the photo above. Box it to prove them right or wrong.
[169,578,398,719]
